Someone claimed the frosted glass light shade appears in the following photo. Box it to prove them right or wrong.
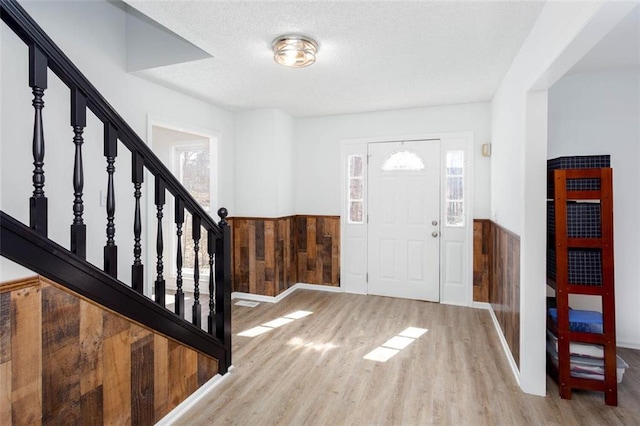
[272,35,317,68]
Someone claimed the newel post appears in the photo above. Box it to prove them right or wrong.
[215,207,232,372]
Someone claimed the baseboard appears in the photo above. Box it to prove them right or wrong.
[471,301,491,310]
[232,283,342,304]
[618,341,640,350]
[156,366,234,425]
[486,304,520,386]
[294,283,343,293]
[231,286,297,304]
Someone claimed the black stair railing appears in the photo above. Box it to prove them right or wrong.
[0,0,231,372]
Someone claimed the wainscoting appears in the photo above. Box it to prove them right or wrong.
[473,219,521,368]
[473,220,492,302]
[229,215,340,297]
[0,276,218,425]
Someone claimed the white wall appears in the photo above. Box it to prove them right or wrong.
[1,0,234,283]
[294,103,492,217]
[548,69,640,348]
[234,108,294,217]
[491,0,637,396]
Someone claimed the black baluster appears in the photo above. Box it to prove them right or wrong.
[29,45,48,236]
[215,207,232,372]
[155,178,166,307]
[131,152,144,293]
[103,123,118,278]
[207,228,216,335]
[70,88,86,259]
[174,198,185,317]
[192,214,202,327]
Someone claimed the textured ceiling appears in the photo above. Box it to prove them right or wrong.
[124,1,545,117]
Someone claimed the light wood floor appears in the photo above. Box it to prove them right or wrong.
[177,290,640,425]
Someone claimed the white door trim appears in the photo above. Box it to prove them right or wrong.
[340,131,474,306]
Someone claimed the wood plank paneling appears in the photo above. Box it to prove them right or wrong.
[0,360,12,425]
[153,335,169,421]
[0,292,11,363]
[42,286,81,424]
[296,216,340,287]
[103,330,132,425]
[231,215,340,297]
[131,333,154,425]
[168,341,186,407]
[1,276,220,425]
[80,386,103,425]
[473,220,492,302]
[79,301,103,396]
[1,293,12,426]
[11,285,42,425]
[490,222,521,368]
[197,352,218,387]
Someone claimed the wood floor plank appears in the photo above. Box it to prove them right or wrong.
[177,290,640,425]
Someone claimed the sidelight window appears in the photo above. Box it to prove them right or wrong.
[445,150,464,227]
[348,155,364,224]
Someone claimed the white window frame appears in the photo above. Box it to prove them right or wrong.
[347,154,365,224]
[444,150,465,228]
[171,141,211,279]
[147,117,219,296]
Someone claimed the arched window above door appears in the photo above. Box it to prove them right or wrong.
[381,150,425,171]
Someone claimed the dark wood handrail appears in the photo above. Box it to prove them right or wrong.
[0,0,221,239]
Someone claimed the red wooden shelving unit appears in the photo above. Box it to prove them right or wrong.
[547,167,617,406]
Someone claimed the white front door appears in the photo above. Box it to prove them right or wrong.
[367,140,441,301]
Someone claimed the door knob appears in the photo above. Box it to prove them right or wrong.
[432,231,439,238]
[432,220,438,226]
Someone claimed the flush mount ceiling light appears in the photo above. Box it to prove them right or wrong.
[272,34,318,68]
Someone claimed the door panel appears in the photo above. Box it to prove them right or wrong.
[367,140,440,301]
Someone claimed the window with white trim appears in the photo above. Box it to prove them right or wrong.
[445,150,464,227]
[381,150,425,171]
[173,143,210,274]
[348,155,364,224]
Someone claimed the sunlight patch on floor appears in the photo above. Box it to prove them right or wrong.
[364,347,400,362]
[399,327,428,339]
[237,326,273,337]
[382,336,415,350]
[263,317,295,328]
[237,311,314,338]
[283,310,313,319]
[287,336,339,353]
[364,327,428,362]
[235,300,260,308]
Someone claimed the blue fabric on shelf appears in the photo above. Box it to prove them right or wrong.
[548,308,603,333]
